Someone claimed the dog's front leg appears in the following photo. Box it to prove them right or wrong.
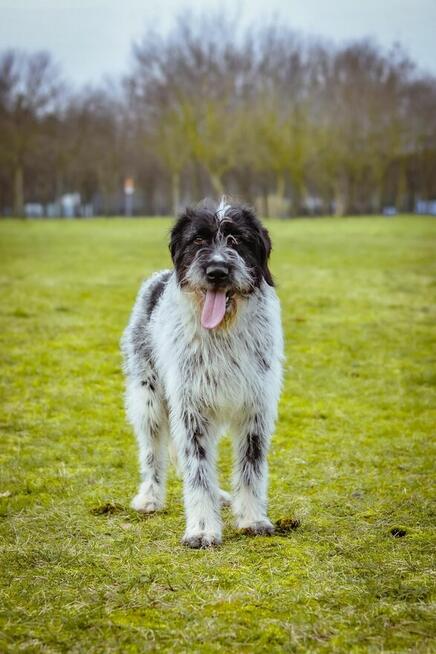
[173,409,222,548]
[232,413,274,535]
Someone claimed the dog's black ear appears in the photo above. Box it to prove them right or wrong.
[259,225,274,286]
[169,208,193,263]
[241,206,274,287]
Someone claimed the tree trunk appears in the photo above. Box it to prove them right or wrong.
[13,165,24,217]
[192,163,201,204]
[276,174,285,199]
[291,180,305,217]
[395,165,408,213]
[102,186,111,216]
[172,171,181,217]
[334,175,349,216]
[262,188,269,218]
[209,172,224,196]
[371,187,382,214]
[55,171,64,201]
[334,187,347,216]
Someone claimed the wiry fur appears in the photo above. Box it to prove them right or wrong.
[121,199,283,548]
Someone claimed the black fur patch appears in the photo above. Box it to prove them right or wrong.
[191,432,206,460]
[147,271,172,317]
[240,432,265,483]
[223,206,274,287]
[245,433,262,467]
[141,377,156,391]
[182,411,208,460]
[192,465,209,489]
[183,417,207,460]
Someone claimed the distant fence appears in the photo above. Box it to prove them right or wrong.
[18,195,435,218]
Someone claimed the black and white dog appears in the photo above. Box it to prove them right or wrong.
[121,198,283,548]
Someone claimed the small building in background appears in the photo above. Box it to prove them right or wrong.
[416,200,436,215]
[24,203,44,218]
[60,193,81,218]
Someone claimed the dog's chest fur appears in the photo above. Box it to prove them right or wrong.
[149,273,282,417]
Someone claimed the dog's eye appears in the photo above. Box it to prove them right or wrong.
[194,237,206,246]
[227,235,239,247]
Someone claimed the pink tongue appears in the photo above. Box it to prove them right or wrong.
[201,290,227,329]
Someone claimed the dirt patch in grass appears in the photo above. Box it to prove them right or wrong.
[274,516,301,533]
[90,502,126,516]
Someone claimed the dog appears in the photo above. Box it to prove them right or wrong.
[121,198,283,548]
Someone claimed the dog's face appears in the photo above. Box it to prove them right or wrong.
[170,201,273,329]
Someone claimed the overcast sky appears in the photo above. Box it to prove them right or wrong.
[0,0,435,86]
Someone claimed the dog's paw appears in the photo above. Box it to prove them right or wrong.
[182,531,222,549]
[239,519,275,536]
[219,489,232,507]
[131,493,163,513]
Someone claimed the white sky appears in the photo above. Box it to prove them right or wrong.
[0,0,435,86]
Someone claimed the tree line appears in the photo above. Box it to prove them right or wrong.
[1,16,435,217]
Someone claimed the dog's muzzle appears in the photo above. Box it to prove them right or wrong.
[205,263,230,285]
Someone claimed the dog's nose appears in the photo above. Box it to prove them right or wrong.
[206,263,229,283]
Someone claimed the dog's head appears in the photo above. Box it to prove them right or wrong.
[170,198,273,329]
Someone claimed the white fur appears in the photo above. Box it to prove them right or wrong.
[216,195,231,221]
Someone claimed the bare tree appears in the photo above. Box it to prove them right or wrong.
[0,50,63,215]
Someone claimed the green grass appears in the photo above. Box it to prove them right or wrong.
[0,216,435,653]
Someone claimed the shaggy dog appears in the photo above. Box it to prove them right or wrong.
[121,198,283,548]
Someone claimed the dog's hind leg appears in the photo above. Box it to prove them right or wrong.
[126,378,168,513]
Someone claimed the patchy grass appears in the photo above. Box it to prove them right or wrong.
[0,216,435,653]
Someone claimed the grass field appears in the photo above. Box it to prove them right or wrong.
[0,216,435,653]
